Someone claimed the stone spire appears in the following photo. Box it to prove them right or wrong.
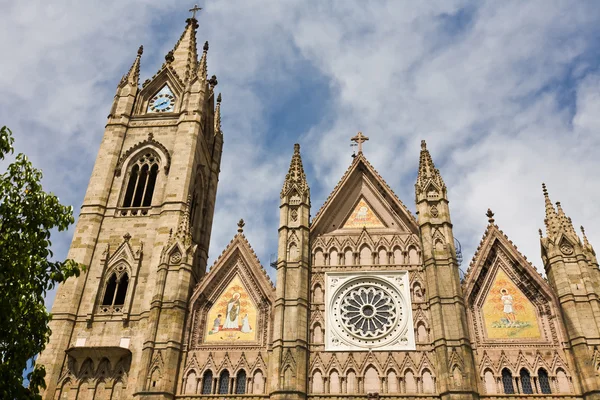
[198,41,209,80]
[581,226,595,255]
[166,17,199,83]
[555,201,578,238]
[415,139,446,196]
[542,183,561,239]
[167,196,193,248]
[119,45,143,88]
[214,93,222,136]
[281,143,309,197]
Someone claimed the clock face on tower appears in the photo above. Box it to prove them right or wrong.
[147,85,175,113]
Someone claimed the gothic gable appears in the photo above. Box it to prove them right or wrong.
[311,154,418,237]
[186,231,275,349]
[463,221,563,346]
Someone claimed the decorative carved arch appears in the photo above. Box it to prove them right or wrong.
[115,133,171,177]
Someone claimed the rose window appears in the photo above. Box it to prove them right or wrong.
[340,285,396,338]
[329,275,409,349]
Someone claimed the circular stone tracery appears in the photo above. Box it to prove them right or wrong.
[339,285,397,339]
[330,277,406,348]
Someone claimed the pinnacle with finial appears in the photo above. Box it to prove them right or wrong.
[281,143,309,197]
[238,219,245,233]
[542,183,560,239]
[214,93,222,135]
[120,45,144,88]
[486,208,495,224]
[415,139,446,196]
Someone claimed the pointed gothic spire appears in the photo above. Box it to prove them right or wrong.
[281,143,309,197]
[168,196,193,247]
[542,183,561,239]
[581,226,595,255]
[214,93,222,136]
[415,140,446,195]
[166,17,199,83]
[555,201,578,238]
[119,45,143,88]
[198,41,209,79]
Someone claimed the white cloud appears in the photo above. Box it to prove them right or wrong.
[1,1,599,307]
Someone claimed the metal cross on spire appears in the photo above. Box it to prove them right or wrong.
[351,131,370,153]
[189,4,202,19]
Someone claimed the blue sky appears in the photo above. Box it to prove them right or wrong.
[2,1,600,309]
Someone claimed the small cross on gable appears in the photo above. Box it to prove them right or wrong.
[351,131,370,154]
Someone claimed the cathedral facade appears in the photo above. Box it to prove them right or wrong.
[38,16,600,400]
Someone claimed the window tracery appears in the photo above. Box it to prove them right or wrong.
[99,263,130,313]
[501,368,514,394]
[122,151,159,210]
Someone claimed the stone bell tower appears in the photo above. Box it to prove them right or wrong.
[37,11,223,400]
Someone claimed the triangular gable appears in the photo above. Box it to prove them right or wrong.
[342,197,386,229]
[463,220,561,343]
[188,232,275,345]
[311,154,418,236]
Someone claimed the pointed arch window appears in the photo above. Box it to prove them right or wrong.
[123,152,159,208]
[502,368,514,394]
[201,371,213,394]
[538,368,551,394]
[235,370,246,394]
[520,369,533,394]
[101,271,129,307]
[218,370,230,394]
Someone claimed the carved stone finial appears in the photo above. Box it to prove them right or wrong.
[137,45,144,56]
[123,232,132,242]
[486,209,495,224]
[148,132,154,140]
[208,74,218,87]
[165,50,174,63]
[542,182,548,196]
[294,143,300,153]
[421,139,427,149]
[237,219,245,233]
[217,93,222,103]
[203,41,209,52]
[539,228,543,238]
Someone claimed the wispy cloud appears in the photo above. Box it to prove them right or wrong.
[1,1,599,307]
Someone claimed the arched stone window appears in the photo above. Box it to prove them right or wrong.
[344,248,353,265]
[329,370,340,394]
[201,371,213,394]
[387,370,398,393]
[556,368,570,393]
[253,370,264,394]
[313,284,323,304]
[288,243,299,261]
[150,368,160,388]
[185,371,197,394]
[422,369,434,393]
[330,249,338,266]
[378,248,387,264]
[123,152,159,208]
[405,370,416,393]
[393,247,403,264]
[501,368,514,394]
[313,323,323,344]
[520,368,533,394]
[364,365,379,393]
[314,249,325,265]
[360,245,372,265]
[346,370,357,394]
[417,322,428,343]
[218,370,230,394]
[101,271,129,307]
[312,370,323,393]
[408,247,419,264]
[235,370,246,394]
[538,368,551,394]
[484,369,496,394]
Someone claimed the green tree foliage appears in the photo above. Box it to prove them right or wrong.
[0,126,83,399]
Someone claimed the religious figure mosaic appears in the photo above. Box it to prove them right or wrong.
[205,276,258,342]
[482,269,541,339]
[342,198,385,229]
